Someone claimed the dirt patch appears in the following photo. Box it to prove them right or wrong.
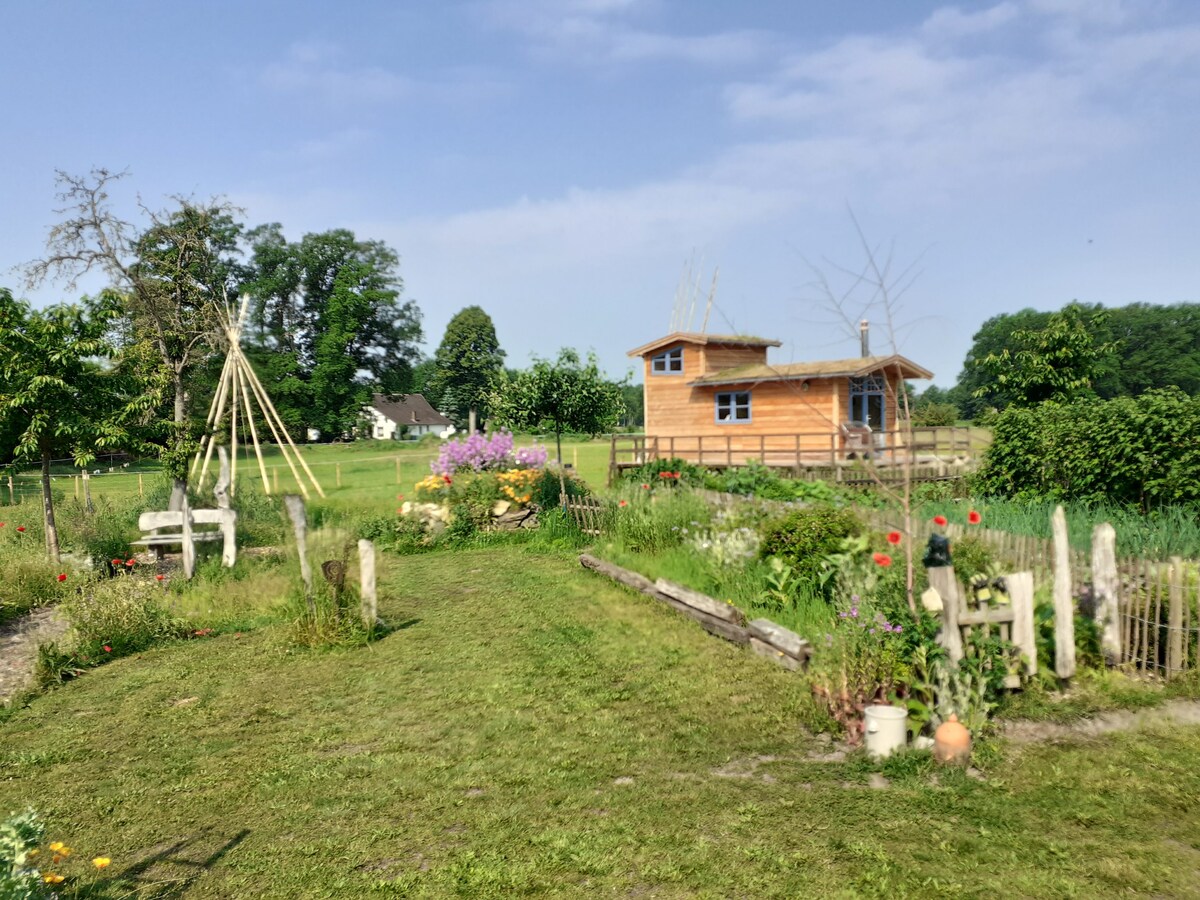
[0,606,70,702]
[1002,700,1200,745]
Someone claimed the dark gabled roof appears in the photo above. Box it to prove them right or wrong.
[627,332,782,357]
[370,393,452,427]
[689,355,934,386]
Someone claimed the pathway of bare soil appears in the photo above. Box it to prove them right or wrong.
[1001,699,1200,744]
[0,606,69,702]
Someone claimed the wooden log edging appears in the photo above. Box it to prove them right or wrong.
[580,554,815,664]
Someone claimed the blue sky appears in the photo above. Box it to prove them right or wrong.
[4,0,1200,387]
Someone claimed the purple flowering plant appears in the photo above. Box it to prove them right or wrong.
[432,430,548,475]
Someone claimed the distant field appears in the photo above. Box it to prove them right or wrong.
[5,437,615,516]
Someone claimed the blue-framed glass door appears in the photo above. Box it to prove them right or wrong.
[849,375,886,430]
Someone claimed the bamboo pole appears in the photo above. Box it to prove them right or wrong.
[336,462,342,488]
[237,354,321,498]
[237,355,309,499]
[192,352,236,484]
[229,356,240,496]
[235,360,271,495]
[195,352,236,489]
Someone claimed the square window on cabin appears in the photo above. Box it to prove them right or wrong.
[651,346,683,374]
[715,391,751,423]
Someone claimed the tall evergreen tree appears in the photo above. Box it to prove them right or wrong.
[431,306,505,431]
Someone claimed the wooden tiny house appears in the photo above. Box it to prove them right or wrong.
[617,331,941,477]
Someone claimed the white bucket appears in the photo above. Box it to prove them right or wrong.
[863,705,908,758]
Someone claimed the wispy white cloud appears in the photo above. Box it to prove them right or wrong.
[479,0,771,67]
[921,2,1020,41]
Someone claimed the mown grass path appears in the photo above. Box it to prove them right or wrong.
[2,548,1200,897]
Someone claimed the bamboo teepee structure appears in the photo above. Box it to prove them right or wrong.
[190,293,325,499]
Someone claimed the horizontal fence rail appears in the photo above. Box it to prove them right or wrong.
[610,427,988,486]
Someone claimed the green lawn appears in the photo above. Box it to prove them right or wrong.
[8,436,615,517]
[3,548,1200,897]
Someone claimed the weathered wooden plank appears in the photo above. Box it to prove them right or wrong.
[747,619,811,660]
[927,566,964,664]
[358,539,377,630]
[580,553,657,594]
[749,637,801,670]
[1091,523,1121,665]
[1008,571,1037,679]
[1168,556,1184,677]
[655,578,746,625]
[956,608,1016,627]
[1052,505,1076,681]
[285,494,314,612]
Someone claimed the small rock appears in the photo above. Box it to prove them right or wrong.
[966,767,986,781]
[913,736,935,751]
[868,773,890,790]
[172,696,199,707]
[491,500,512,517]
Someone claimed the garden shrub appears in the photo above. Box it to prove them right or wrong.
[758,505,863,594]
[530,467,587,509]
[950,534,996,583]
[976,387,1200,509]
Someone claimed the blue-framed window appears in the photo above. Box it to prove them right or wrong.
[651,346,683,374]
[715,391,751,424]
[849,375,886,430]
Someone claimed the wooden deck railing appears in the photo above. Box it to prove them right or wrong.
[608,427,988,484]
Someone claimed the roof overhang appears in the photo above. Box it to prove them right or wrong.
[689,354,934,387]
[627,332,782,358]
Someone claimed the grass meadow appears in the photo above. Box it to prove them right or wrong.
[4,548,1200,898]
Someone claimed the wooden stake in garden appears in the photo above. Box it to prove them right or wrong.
[284,494,315,614]
[190,292,325,500]
[1052,505,1076,682]
[358,539,377,631]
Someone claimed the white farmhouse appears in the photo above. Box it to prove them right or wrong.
[363,393,452,439]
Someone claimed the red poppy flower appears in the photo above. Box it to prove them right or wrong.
[155,574,165,582]
[933,515,948,527]
[111,558,122,567]
[0,522,5,527]
[673,471,681,479]
[103,645,111,652]
[872,552,893,567]
[968,510,982,525]
[886,531,902,545]
[641,483,650,490]
[57,573,67,582]
[618,500,628,508]
[658,471,671,478]
[15,526,25,533]
[126,558,136,567]
[443,474,452,484]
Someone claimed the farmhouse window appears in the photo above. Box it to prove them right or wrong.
[849,375,886,430]
[715,391,751,423]
[651,346,683,374]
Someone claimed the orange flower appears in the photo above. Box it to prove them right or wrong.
[886,531,901,545]
[44,873,64,884]
[618,500,628,508]
[872,552,892,567]
[967,510,982,525]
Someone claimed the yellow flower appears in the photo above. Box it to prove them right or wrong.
[49,842,64,852]
[44,872,65,883]
[27,848,38,857]
[93,856,111,869]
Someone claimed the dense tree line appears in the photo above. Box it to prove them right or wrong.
[950,301,1200,419]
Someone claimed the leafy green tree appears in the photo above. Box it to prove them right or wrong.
[0,290,149,561]
[431,306,505,431]
[973,304,1118,408]
[243,225,422,439]
[618,382,644,428]
[25,169,244,492]
[488,349,625,463]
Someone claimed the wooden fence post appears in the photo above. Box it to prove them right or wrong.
[138,473,144,498]
[927,566,964,664]
[1052,505,1076,682]
[358,539,377,631]
[396,457,402,485]
[74,475,79,500]
[1008,571,1037,678]
[284,494,315,613]
[1091,523,1121,665]
[1168,556,1184,677]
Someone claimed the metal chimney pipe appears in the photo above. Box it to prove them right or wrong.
[860,319,869,357]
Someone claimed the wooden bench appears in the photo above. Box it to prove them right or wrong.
[132,506,238,578]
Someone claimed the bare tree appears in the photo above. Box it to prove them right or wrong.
[25,168,243,499]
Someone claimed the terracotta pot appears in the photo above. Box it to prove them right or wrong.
[933,714,972,766]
